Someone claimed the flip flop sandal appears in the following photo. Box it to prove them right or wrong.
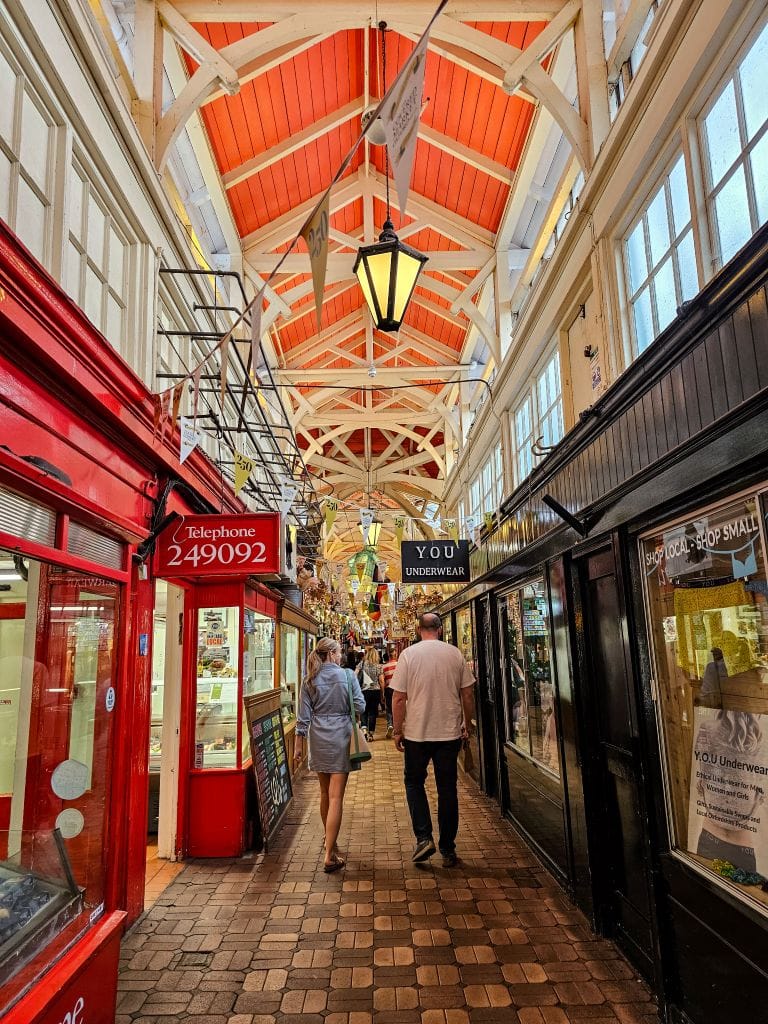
[323,856,345,873]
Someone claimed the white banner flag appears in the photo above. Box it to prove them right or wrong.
[360,507,374,534]
[179,416,203,464]
[279,480,298,515]
[381,26,431,219]
[351,578,360,594]
[387,583,396,601]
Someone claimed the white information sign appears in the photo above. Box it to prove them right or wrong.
[56,807,85,839]
[51,759,90,801]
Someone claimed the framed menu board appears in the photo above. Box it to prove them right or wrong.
[243,690,293,850]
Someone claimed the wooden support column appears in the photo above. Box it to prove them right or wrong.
[132,0,163,159]
[574,0,612,164]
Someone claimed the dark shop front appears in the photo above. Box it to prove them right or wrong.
[439,223,768,1024]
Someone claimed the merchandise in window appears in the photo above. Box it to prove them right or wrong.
[701,22,768,269]
[195,606,239,768]
[501,580,560,777]
[624,153,698,355]
[0,551,119,1007]
[641,494,768,912]
[242,610,275,762]
[279,623,300,725]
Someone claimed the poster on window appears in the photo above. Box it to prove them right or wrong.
[688,707,768,875]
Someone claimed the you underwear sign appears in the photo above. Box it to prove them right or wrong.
[401,540,470,582]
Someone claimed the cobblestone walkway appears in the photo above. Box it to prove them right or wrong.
[118,741,658,1024]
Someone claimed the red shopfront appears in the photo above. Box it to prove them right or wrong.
[0,223,246,1022]
[149,515,283,858]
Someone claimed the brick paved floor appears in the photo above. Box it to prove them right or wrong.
[118,741,659,1024]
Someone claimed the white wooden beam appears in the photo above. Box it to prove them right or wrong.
[158,0,239,91]
[276,365,466,382]
[501,0,581,93]
[171,2,566,21]
[419,123,514,184]
[246,251,490,274]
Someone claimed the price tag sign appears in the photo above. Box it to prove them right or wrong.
[154,513,281,578]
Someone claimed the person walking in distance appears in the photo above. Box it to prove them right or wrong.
[294,638,365,873]
[358,645,383,741]
[381,645,399,738]
[390,613,476,866]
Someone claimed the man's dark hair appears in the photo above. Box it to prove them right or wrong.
[418,612,442,632]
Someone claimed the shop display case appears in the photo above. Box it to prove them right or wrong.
[0,830,82,991]
[195,607,240,769]
[279,622,301,726]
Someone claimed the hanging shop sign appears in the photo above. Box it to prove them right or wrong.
[401,540,470,582]
[154,513,281,578]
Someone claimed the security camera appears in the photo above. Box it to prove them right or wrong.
[368,364,377,378]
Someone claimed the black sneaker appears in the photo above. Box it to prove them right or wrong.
[412,838,436,863]
[441,852,458,868]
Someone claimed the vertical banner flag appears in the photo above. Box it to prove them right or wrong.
[279,480,298,516]
[171,382,184,434]
[387,583,396,601]
[234,449,254,495]
[351,578,360,594]
[484,511,495,534]
[250,288,264,380]
[381,10,436,219]
[465,514,477,541]
[394,516,406,545]
[179,416,203,464]
[360,507,374,537]
[324,498,338,533]
[445,518,458,543]
[301,191,330,330]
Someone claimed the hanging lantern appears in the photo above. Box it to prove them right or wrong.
[354,221,427,332]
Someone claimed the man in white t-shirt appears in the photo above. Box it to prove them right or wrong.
[390,612,476,866]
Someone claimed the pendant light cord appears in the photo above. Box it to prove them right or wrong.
[379,20,391,225]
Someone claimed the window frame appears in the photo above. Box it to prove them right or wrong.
[698,20,768,272]
[622,151,699,357]
[510,348,564,488]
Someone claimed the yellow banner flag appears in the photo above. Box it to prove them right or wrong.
[324,498,338,533]
[445,518,458,543]
[394,516,406,545]
[234,450,254,495]
[484,511,495,534]
[300,191,330,330]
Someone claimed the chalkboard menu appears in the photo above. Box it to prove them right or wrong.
[243,691,293,850]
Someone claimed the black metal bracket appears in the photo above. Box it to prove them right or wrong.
[133,510,180,564]
[542,493,591,537]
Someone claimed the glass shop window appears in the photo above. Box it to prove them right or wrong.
[242,610,274,763]
[501,579,560,777]
[641,494,768,913]
[623,153,698,356]
[279,623,300,726]
[0,551,120,1007]
[700,21,768,270]
[195,606,239,769]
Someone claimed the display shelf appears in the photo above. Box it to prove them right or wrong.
[0,831,82,991]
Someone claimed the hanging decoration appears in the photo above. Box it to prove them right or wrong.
[381,4,446,219]
[360,507,374,534]
[323,498,338,534]
[484,511,495,534]
[300,192,331,330]
[445,518,458,543]
[279,480,298,515]
[234,450,254,495]
[394,516,406,545]
[179,415,203,464]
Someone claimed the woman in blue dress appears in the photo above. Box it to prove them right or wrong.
[293,637,365,872]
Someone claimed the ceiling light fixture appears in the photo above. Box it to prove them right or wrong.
[354,22,427,333]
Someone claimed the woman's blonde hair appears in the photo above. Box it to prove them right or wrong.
[302,637,340,698]
[364,646,380,667]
